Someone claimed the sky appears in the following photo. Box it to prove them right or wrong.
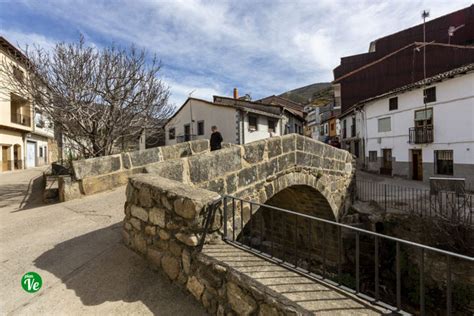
[0,0,471,107]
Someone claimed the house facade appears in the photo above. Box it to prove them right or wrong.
[164,92,304,146]
[363,65,474,186]
[0,36,56,172]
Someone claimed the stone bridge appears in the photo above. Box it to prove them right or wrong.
[120,135,388,315]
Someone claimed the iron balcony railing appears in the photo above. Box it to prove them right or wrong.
[356,179,473,226]
[409,126,433,144]
[221,195,474,315]
[11,113,31,127]
[176,134,198,143]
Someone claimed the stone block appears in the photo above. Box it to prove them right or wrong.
[226,282,257,316]
[188,147,241,183]
[133,234,147,254]
[161,142,192,160]
[149,207,166,227]
[81,170,132,195]
[203,178,225,194]
[175,233,199,247]
[147,248,163,268]
[138,186,153,208]
[257,158,278,180]
[225,173,238,195]
[277,153,296,172]
[243,140,265,164]
[281,134,296,153]
[259,304,278,316]
[190,139,209,154]
[296,134,305,151]
[58,176,83,202]
[174,198,199,219]
[72,154,122,180]
[305,138,325,156]
[182,249,191,274]
[130,217,142,230]
[131,205,148,222]
[238,166,258,188]
[296,151,312,166]
[169,240,183,256]
[266,137,282,158]
[145,160,184,182]
[161,254,180,280]
[145,225,156,235]
[158,229,170,240]
[128,147,161,167]
[187,276,205,300]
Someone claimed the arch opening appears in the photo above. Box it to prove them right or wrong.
[236,185,339,274]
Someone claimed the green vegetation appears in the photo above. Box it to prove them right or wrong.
[279,82,332,105]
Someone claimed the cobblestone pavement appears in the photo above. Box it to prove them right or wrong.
[0,168,206,315]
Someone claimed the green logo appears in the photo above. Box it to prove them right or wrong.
[21,272,42,293]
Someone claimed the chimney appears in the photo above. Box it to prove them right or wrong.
[233,88,238,99]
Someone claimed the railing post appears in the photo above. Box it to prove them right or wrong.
[356,232,360,293]
[338,226,342,286]
[396,241,401,310]
[375,236,379,301]
[223,196,227,240]
[420,248,425,316]
[447,255,452,316]
[232,198,236,241]
[384,184,388,212]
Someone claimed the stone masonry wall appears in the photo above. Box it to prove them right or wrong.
[123,174,309,315]
[59,139,210,201]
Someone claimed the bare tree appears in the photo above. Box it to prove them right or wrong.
[1,36,173,158]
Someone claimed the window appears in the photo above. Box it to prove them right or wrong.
[434,150,453,175]
[424,87,436,103]
[39,146,43,158]
[369,151,377,162]
[351,117,356,137]
[378,117,391,132]
[268,119,276,133]
[330,122,335,131]
[13,66,24,83]
[389,97,398,110]
[197,121,204,136]
[415,108,433,127]
[248,115,258,131]
[168,128,175,140]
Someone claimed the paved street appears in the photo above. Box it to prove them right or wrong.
[0,168,206,315]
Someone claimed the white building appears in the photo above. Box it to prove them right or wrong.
[347,64,474,187]
[164,93,304,146]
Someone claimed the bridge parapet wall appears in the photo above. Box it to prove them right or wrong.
[58,139,210,201]
[123,174,311,315]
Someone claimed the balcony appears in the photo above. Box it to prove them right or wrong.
[11,113,31,127]
[409,126,433,144]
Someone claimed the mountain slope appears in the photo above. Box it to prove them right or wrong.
[279,82,332,105]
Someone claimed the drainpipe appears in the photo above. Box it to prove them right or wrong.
[240,110,245,145]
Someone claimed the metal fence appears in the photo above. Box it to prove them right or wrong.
[221,195,474,315]
[356,180,473,226]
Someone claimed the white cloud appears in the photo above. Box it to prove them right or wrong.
[2,0,472,106]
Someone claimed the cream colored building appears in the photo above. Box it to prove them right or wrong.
[0,36,56,172]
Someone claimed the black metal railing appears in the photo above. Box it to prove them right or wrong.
[409,126,433,144]
[176,134,198,143]
[11,113,31,127]
[222,195,474,315]
[356,180,473,226]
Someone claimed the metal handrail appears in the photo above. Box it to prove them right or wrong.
[222,194,473,315]
[224,194,473,261]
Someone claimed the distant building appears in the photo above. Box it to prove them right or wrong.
[0,36,56,172]
[164,89,304,146]
[334,5,474,185]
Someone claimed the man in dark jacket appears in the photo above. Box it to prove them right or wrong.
[210,125,223,151]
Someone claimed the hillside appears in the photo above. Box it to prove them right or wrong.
[279,82,332,106]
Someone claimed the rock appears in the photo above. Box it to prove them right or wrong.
[124,222,132,231]
[258,304,278,316]
[175,233,199,247]
[147,248,162,268]
[226,282,257,316]
[138,186,153,208]
[149,207,166,227]
[182,249,191,274]
[145,225,156,235]
[129,217,141,230]
[122,229,131,245]
[161,254,180,280]
[158,229,170,240]
[186,276,205,300]
[174,198,198,219]
[169,240,182,256]
[131,205,148,221]
[133,234,147,254]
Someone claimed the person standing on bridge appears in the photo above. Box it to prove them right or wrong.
[210,125,223,151]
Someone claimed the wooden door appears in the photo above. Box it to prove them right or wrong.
[380,149,392,175]
[2,146,9,171]
[412,149,423,181]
